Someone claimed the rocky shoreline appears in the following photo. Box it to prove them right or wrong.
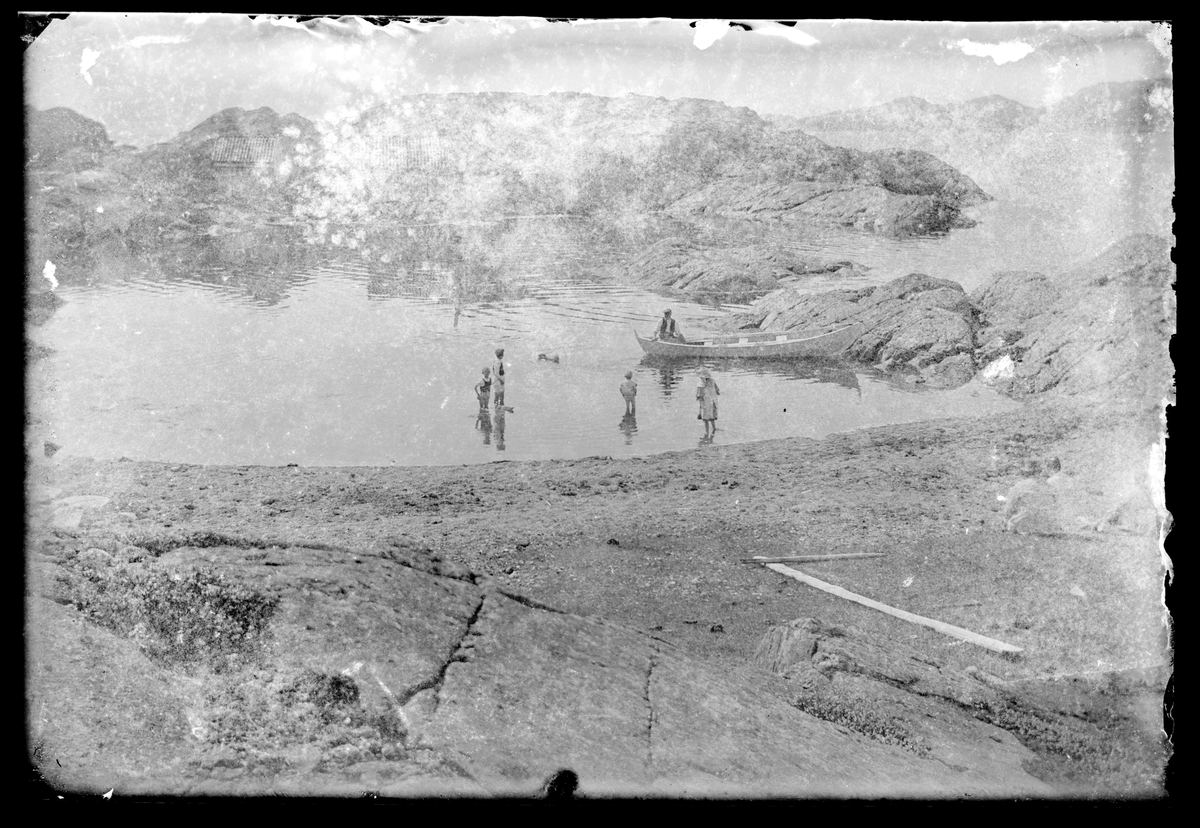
[24,224,1175,797]
[26,393,1171,796]
[730,234,1173,395]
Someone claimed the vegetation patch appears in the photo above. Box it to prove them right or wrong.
[67,560,278,671]
[792,692,931,757]
[199,667,408,773]
[970,699,1168,795]
[119,530,256,556]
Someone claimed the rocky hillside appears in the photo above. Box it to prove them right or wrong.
[775,80,1172,136]
[972,234,1175,407]
[338,93,987,216]
[776,94,1041,134]
[1040,79,1174,133]
[25,93,991,290]
[26,106,114,167]
[773,80,1174,215]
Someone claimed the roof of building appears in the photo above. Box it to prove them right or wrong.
[211,136,283,165]
[365,135,445,170]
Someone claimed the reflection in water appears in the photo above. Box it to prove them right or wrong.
[145,228,326,306]
[493,407,507,451]
[618,413,638,445]
[650,363,684,397]
[41,214,1025,467]
[640,354,863,393]
[475,409,492,446]
[368,265,454,300]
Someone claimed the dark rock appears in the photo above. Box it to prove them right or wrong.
[727,273,978,385]
[669,180,979,237]
[540,767,579,799]
[921,353,977,388]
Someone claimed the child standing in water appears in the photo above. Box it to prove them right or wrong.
[491,348,507,409]
[474,367,492,410]
[696,367,720,437]
[620,371,638,415]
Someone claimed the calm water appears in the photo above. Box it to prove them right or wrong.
[33,131,1170,467]
[35,260,1019,467]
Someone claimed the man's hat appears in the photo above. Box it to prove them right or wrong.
[663,309,672,315]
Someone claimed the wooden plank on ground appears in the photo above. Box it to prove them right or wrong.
[763,563,1023,654]
[740,553,885,564]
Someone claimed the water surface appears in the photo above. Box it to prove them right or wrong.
[34,128,1168,467]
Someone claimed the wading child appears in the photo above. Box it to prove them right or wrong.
[620,371,638,415]
[696,367,720,437]
[474,367,492,410]
[491,348,507,409]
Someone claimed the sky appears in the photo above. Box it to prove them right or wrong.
[23,15,1173,147]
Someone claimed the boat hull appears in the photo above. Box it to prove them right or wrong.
[635,323,864,358]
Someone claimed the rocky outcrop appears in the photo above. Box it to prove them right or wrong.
[667,144,990,236]
[754,617,1165,794]
[669,180,975,236]
[971,234,1175,407]
[774,94,1040,134]
[25,93,990,284]
[717,234,1174,401]
[726,273,979,387]
[26,106,114,168]
[26,537,1055,797]
[620,237,869,302]
[1041,79,1174,134]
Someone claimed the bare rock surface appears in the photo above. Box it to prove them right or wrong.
[28,535,1059,797]
[669,180,976,237]
[726,272,978,386]
[971,234,1175,405]
[620,237,870,303]
[754,615,1168,795]
[27,597,195,795]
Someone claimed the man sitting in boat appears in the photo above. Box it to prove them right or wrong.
[653,309,687,343]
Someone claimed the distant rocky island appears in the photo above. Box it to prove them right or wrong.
[26,91,998,291]
[25,83,1174,396]
[768,79,1173,135]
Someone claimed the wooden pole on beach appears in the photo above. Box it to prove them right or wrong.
[740,553,885,564]
[762,562,1024,654]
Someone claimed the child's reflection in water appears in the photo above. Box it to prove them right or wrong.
[493,407,506,451]
[619,413,638,445]
[475,409,492,446]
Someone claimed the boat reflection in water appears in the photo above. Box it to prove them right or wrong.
[646,363,685,397]
[618,413,638,445]
[639,355,863,395]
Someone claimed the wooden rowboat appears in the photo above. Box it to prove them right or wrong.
[636,322,864,358]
